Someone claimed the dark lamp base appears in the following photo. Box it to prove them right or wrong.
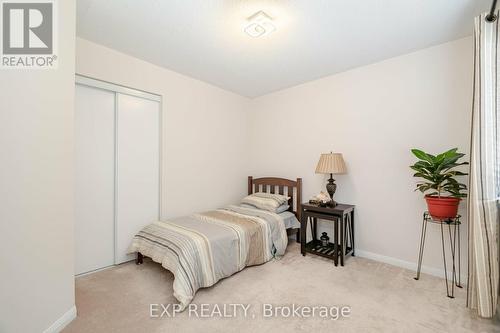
[325,174,337,207]
[327,200,338,208]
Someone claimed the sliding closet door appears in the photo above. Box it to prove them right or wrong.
[75,85,116,275]
[115,93,160,264]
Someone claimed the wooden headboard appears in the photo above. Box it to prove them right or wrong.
[248,176,302,222]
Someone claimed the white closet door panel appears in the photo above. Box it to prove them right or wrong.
[75,85,115,275]
[116,93,160,264]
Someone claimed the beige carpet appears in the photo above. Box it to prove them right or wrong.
[64,243,499,333]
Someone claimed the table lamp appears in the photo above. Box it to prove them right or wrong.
[315,152,347,207]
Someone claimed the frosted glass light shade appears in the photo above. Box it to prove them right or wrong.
[244,11,276,38]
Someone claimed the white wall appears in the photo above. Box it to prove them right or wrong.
[76,38,251,219]
[0,1,76,332]
[249,37,472,277]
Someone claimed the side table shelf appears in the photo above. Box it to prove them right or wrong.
[305,239,353,260]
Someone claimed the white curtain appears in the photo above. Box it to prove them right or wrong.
[467,12,500,318]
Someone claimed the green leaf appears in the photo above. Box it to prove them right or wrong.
[443,148,459,157]
[413,172,436,182]
[448,171,468,176]
[411,149,433,163]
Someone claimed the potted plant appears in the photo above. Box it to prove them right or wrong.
[410,148,468,219]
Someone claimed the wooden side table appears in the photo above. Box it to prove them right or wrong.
[300,203,355,266]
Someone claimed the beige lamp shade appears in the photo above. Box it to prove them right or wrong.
[315,153,347,174]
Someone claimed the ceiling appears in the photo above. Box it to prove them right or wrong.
[77,0,491,98]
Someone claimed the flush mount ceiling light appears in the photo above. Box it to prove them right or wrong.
[244,11,276,38]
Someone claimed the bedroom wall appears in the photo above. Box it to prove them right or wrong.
[248,37,472,278]
[0,1,76,332]
[76,38,251,219]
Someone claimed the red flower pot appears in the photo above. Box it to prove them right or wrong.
[425,196,460,220]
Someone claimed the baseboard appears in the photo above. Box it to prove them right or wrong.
[76,264,115,277]
[43,305,77,333]
[356,249,467,284]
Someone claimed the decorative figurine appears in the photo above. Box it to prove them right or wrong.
[320,232,330,247]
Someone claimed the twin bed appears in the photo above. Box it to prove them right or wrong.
[129,176,302,310]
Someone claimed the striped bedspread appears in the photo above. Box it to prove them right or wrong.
[128,205,288,310]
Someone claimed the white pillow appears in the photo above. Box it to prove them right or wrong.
[241,192,290,212]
